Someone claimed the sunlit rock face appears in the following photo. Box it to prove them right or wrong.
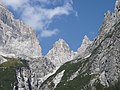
[0,3,42,59]
[75,35,92,58]
[46,39,74,67]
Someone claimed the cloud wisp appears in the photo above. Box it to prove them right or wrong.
[2,0,76,38]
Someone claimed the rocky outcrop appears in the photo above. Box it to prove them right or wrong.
[0,3,42,59]
[46,39,74,67]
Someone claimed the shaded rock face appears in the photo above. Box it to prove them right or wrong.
[39,0,120,90]
[14,67,32,90]
[90,21,120,86]
[46,39,74,67]
[0,3,42,59]
[14,57,55,90]
[28,57,55,90]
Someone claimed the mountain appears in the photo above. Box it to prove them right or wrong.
[46,39,74,67]
[0,0,120,90]
[0,1,74,89]
[0,2,56,90]
[0,2,42,59]
[39,1,120,90]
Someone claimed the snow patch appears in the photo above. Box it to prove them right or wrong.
[69,68,81,81]
[53,70,65,88]
[0,52,15,58]
[83,53,91,59]
[39,67,59,83]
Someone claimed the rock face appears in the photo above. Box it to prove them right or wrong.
[15,67,31,90]
[28,57,55,90]
[46,39,73,67]
[39,0,120,90]
[75,35,92,58]
[0,3,42,59]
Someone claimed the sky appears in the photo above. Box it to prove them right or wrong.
[2,0,115,55]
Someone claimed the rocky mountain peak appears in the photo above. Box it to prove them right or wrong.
[76,35,92,58]
[82,35,91,45]
[54,38,69,48]
[46,39,73,67]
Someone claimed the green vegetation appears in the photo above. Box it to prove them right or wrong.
[0,68,17,90]
[0,57,29,90]
[94,79,120,90]
[54,58,93,90]
[55,74,92,90]
[0,57,29,68]
[41,57,94,90]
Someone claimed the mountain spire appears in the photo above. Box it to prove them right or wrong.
[46,39,73,67]
[76,35,91,57]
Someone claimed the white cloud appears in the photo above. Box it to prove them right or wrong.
[21,3,73,31]
[40,29,59,37]
[45,3,73,19]
[2,0,76,38]
[3,0,28,10]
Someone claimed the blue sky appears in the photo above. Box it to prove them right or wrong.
[2,0,115,55]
